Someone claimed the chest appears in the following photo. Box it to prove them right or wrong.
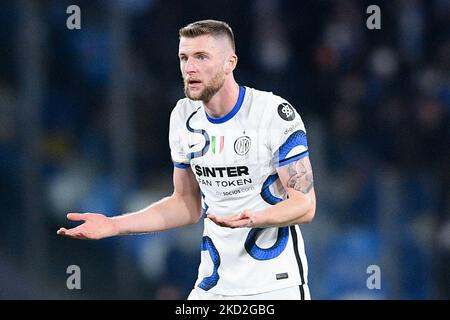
[186,125,256,166]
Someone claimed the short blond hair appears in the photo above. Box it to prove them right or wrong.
[179,19,235,52]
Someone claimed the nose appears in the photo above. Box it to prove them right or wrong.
[184,57,197,74]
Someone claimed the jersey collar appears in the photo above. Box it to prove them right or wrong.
[205,86,246,124]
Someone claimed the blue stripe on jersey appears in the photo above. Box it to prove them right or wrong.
[274,130,308,165]
[277,150,309,167]
[201,204,209,218]
[245,227,289,260]
[201,192,209,218]
[186,108,210,160]
[173,162,190,169]
[261,174,283,205]
[205,86,246,124]
[198,236,221,291]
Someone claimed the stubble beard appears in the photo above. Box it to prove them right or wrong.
[184,71,226,103]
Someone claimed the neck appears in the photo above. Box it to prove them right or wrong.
[203,76,240,118]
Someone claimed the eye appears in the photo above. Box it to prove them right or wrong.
[179,55,187,61]
[197,54,207,61]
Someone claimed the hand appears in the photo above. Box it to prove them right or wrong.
[207,210,261,229]
[57,213,119,240]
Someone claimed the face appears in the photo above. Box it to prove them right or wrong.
[179,35,229,102]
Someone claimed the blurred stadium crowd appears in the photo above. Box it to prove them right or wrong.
[0,0,449,299]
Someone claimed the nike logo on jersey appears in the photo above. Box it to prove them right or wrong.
[188,143,200,148]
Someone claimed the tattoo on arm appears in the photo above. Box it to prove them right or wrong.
[286,158,314,194]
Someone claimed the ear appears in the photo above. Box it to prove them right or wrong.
[224,54,238,74]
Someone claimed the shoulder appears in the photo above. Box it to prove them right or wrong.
[248,87,299,122]
[246,86,275,103]
[170,98,202,123]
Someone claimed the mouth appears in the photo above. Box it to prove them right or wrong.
[187,79,202,88]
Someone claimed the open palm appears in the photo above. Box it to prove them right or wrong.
[57,213,118,240]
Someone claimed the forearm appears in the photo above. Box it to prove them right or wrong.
[259,156,316,228]
[111,193,201,235]
[257,196,315,228]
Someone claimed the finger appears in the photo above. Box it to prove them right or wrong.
[63,231,88,240]
[211,212,241,222]
[229,213,245,221]
[239,211,249,218]
[207,213,251,228]
[58,224,88,238]
[67,213,87,221]
[69,233,88,240]
[221,219,251,228]
[208,215,231,227]
[239,211,258,226]
[207,213,221,222]
[207,214,223,224]
[218,215,250,227]
[57,228,67,235]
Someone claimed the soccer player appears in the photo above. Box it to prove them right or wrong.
[57,20,316,300]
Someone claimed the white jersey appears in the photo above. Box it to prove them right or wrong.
[169,86,310,296]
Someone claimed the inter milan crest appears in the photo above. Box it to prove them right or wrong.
[277,103,296,121]
[234,136,251,156]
